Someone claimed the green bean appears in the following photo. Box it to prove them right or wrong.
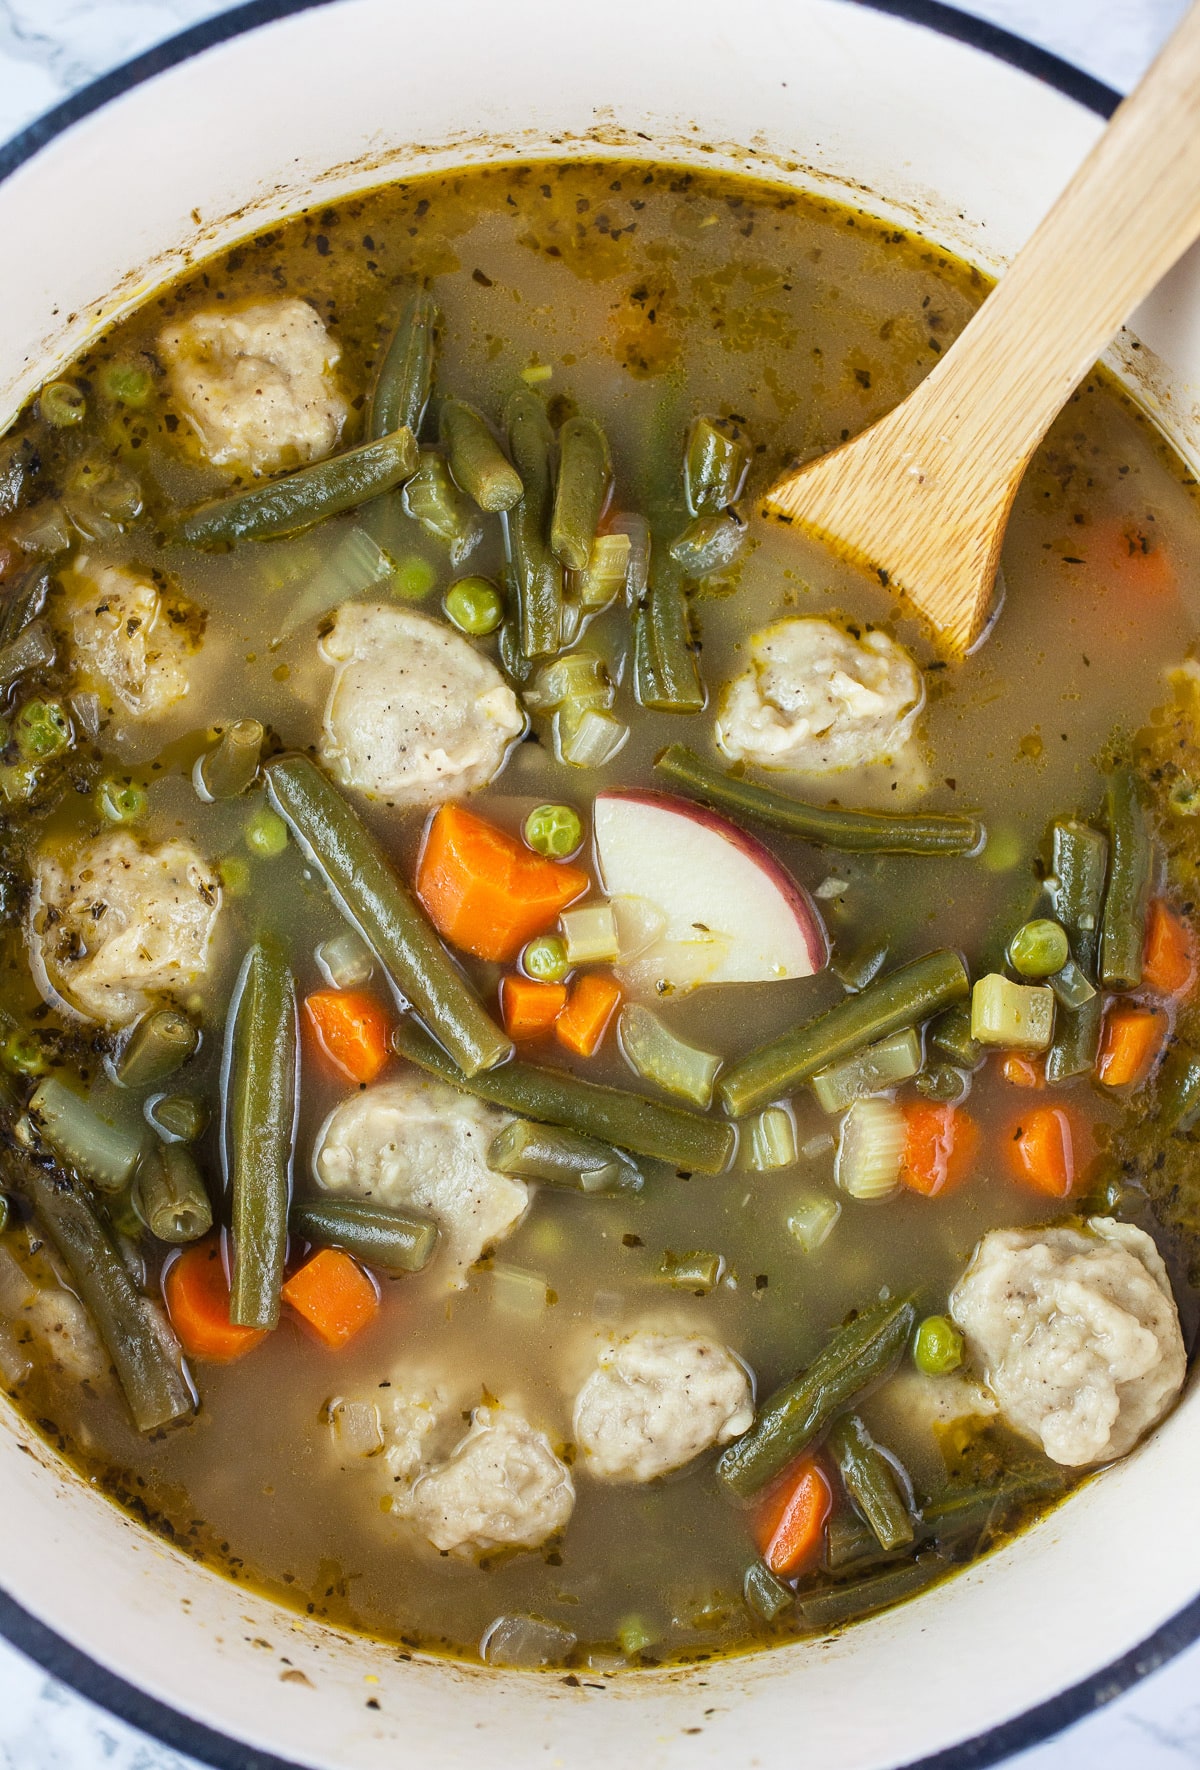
[488,1120,643,1194]
[147,1094,208,1144]
[655,745,985,855]
[290,1197,437,1274]
[914,1063,968,1103]
[717,1294,917,1497]
[0,1129,193,1431]
[684,416,750,515]
[743,1562,793,1623]
[823,1470,1064,1576]
[832,942,890,993]
[551,417,612,571]
[265,755,511,1077]
[29,1075,148,1193]
[634,560,704,712]
[394,1018,733,1173]
[135,1142,212,1245]
[174,429,419,547]
[368,288,437,440]
[795,1556,944,1633]
[669,511,745,578]
[719,951,969,1119]
[827,1414,914,1551]
[928,1005,980,1069]
[505,389,562,658]
[116,1008,199,1090]
[1100,768,1151,990]
[0,620,53,694]
[402,449,483,564]
[1047,817,1108,1082]
[440,398,523,512]
[226,940,297,1330]
[195,719,263,801]
[1154,1042,1200,1133]
[657,1249,722,1292]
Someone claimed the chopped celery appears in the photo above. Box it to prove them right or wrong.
[970,974,1055,1051]
[608,513,650,603]
[811,1028,922,1115]
[657,1249,723,1292]
[558,707,628,768]
[835,1098,906,1200]
[524,650,612,715]
[489,1263,550,1318]
[402,448,483,565]
[561,902,619,964]
[578,532,632,609]
[745,1105,797,1171]
[786,1192,841,1252]
[611,895,667,963]
[30,1076,148,1193]
[277,525,392,635]
[619,1003,721,1107]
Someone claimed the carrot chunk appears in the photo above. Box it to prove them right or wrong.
[282,1248,380,1349]
[1142,899,1197,998]
[1090,518,1175,597]
[900,1102,980,1198]
[754,1458,832,1578]
[555,974,622,1057]
[165,1238,268,1364]
[304,988,392,1084]
[416,803,589,962]
[1007,1105,1080,1198]
[1096,1006,1169,1088]
[1000,1054,1044,1089]
[501,974,568,1040]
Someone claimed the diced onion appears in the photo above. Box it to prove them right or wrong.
[327,1397,384,1458]
[835,1098,906,1200]
[481,1614,577,1669]
[787,1193,841,1252]
[561,902,619,964]
[489,1264,550,1319]
[315,928,375,989]
[610,894,668,963]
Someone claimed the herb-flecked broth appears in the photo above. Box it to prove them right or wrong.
[0,157,1197,1670]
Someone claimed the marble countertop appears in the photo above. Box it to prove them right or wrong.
[0,0,1196,1766]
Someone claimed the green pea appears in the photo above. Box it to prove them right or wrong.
[392,555,437,600]
[2,1030,49,1077]
[1009,918,1070,979]
[39,382,86,428]
[97,776,148,824]
[13,700,71,762]
[244,807,289,859]
[523,934,569,983]
[913,1314,964,1377]
[218,855,252,897]
[444,575,504,636]
[102,363,152,408]
[524,802,583,859]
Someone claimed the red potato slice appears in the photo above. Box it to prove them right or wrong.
[593,789,827,992]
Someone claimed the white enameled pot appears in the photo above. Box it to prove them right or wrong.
[0,4,1197,1766]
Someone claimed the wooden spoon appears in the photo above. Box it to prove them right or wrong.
[764,3,1200,654]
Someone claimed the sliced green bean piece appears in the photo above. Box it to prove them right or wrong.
[634,560,704,712]
[832,942,890,994]
[551,417,612,571]
[440,398,523,512]
[195,719,263,801]
[488,1120,643,1195]
[743,1562,793,1623]
[811,1028,922,1115]
[505,390,562,658]
[368,289,437,440]
[1047,817,1109,1082]
[1154,1042,1200,1133]
[30,1075,148,1193]
[402,449,483,564]
[135,1142,212,1245]
[394,1018,733,1173]
[823,1470,1063,1577]
[0,1129,193,1431]
[147,1093,208,1145]
[1100,768,1151,991]
[226,940,297,1330]
[684,416,750,516]
[290,1197,437,1274]
[827,1414,914,1551]
[657,1249,722,1292]
[266,755,510,1076]
[795,1556,944,1633]
[175,429,419,547]
[656,745,985,855]
[928,1005,980,1069]
[116,1008,199,1090]
[669,510,745,577]
[720,952,970,1119]
[717,1294,917,1497]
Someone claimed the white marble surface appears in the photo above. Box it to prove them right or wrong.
[0,0,1196,1766]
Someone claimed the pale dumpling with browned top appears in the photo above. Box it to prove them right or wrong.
[65,559,202,721]
[572,1329,754,1482]
[158,297,348,474]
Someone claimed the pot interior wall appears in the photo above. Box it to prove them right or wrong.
[0,3,1197,1767]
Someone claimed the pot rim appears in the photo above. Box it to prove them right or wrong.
[0,5,1192,1768]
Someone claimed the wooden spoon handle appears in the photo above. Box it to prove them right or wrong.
[907,1,1200,467]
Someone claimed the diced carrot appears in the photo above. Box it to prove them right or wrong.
[1096,1006,1169,1088]
[1089,517,1175,597]
[165,1239,268,1364]
[900,1102,980,1198]
[304,988,392,1084]
[1006,1105,1080,1198]
[501,974,567,1041]
[1142,899,1197,998]
[1001,1054,1044,1089]
[754,1458,832,1578]
[416,803,589,963]
[282,1248,380,1349]
[555,974,622,1058]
